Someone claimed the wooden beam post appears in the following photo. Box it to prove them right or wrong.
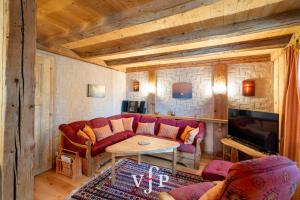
[1,0,36,199]
[213,64,228,157]
[147,70,156,114]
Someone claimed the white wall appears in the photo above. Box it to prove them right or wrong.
[37,50,126,149]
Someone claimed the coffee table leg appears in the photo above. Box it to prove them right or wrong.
[172,148,177,175]
[111,153,116,184]
[138,154,141,164]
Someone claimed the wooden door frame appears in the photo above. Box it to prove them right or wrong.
[34,54,55,174]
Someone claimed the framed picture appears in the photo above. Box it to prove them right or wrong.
[127,101,138,113]
[87,84,105,98]
[172,82,192,99]
[132,80,140,92]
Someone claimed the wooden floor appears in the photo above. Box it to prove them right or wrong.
[34,155,213,200]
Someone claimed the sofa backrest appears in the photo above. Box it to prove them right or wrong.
[87,117,109,129]
[217,155,300,200]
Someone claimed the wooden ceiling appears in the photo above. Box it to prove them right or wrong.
[37,0,300,72]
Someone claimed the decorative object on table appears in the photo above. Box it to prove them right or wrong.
[172,82,192,99]
[242,80,255,96]
[167,110,175,116]
[68,159,206,200]
[127,101,138,113]
[132,80,140,92]
[56,149,81,179]
[87,84,105,98]
[138,140,151,145]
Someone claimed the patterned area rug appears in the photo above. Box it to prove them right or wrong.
[69,159,206,200]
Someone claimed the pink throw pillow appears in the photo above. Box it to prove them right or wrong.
[122,117,134,131]
[157,123,179,140]
[136,122,155,135]
[110,119,125,133]
[93,125,113,141]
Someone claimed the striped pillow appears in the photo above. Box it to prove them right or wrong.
[136,122,155,135]
[93,125,113,141]
[184,128,199,144]
[110,118,125,133]
[157,123,179,139]
[122,117,134,131]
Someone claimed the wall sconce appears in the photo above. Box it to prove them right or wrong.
[147,83,156,94]
[213,82,227,94]
[242,80,255,96]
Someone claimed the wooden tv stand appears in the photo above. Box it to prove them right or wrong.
[221,138,268,162]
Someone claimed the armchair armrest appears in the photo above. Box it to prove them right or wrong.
[159,192,175,200]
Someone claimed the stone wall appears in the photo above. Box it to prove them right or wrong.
[227,62,274,112]
[156,67,214,117]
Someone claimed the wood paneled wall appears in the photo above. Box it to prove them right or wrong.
[1,0,36,199]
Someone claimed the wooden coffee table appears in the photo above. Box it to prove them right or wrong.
[105,135,180,184]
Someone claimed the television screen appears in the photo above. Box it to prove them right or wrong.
[228,108,279,153]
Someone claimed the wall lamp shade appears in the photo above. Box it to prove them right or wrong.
[242,80,255,96]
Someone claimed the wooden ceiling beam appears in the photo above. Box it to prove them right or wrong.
[78,10,300,60]
[125,54,271,72]
[106,35,290,66]
[108,48,282,70]
[41,0,216,47]
[62,0,286,49]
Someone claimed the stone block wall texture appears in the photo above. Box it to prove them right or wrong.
[126,71,149,101]
[156,67,214,117]
[227,62,274,112]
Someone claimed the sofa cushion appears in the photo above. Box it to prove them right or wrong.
[169,182,214,200]
[157,123,179,139]
[136,122,155,135]
[83,124,96,144]
[184,127,199,144]
[106,132,128,144]
[107,114,122,129]
[176,120,199,139]
[180,125,194,141]
[93,125,113,141]
[177,143,196,153]
[156,118,177,134]
[123,131,135,138]
[77,129,90,140]
[121,113,141,131]
[122,117,134,131]
[88,117,109,128]
[202,160,233,181]
[91,139,112,157]
[110,118,125,133]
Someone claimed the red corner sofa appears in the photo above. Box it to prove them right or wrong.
[59,113,205,176]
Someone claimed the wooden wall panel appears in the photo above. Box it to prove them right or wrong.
[213,64,228,157]
[1,0,36,199]
[147,70,156,114]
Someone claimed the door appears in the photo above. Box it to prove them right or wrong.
[34,55,53,175]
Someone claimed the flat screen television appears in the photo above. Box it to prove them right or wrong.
[228,108,279,153]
